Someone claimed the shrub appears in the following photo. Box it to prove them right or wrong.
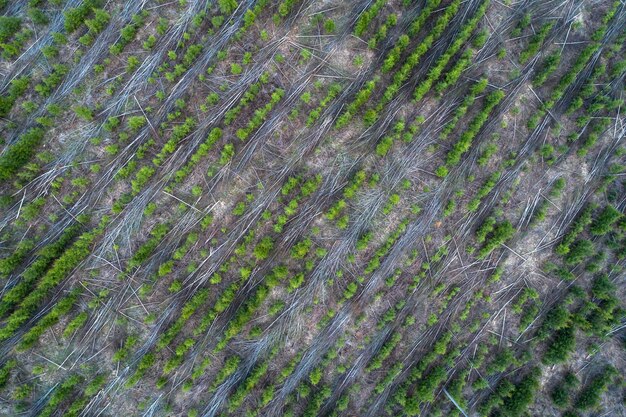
[219,143,235,165]
[206,92,220,106]
[34,64,68,96]
[64,0,102,33]
[210,356,241,391]
[0,127,45,180]
[239,9,256,32]
[155,260,173,277]
[39,43,58,59]
[288,273,305,292]
[444,89,505,168]
[519,22,553,64]
[300,91,312,104]
[435,165,448,178]
[0,359,17,389]
[0,239,34,278]
[335,78,378,128]
[353,0,385,37]
[169,280,182,293]
[486,348,514,374]
[18,288,82,350]
[382,35,410,73]
[74,105,93,121]
[356,231,372,251]
[131,166,155,193]
[309,367,322,385]
[564,239,593,265]
[500,367,541,416]
[590,204,621,235]
[574,366,616,410]
[533,51,561,86]
[324,18,335,33]
[477,378,514,416]
[127,115,147,132]
[366,332,402,372]
[218,0,237,14]
[143,35,156,50]
[38,374,83,417]
[63,312,88,338]
[556,205,593,255]
[343,282,357,299]
[85,8,110,35]
[268,300,285,316]
[291,238,312,259]
[543,325,576,365]
[413,1,489,102]
[0,16,21,42]
[479,220,515,258]
[121,23,138,44]
[473,29,489,47]
[253,237,274,261]
[0,75,29,117]
[551,384,569,408]
[127,224,169,270]
[127,55,140,72]
[413,365,446,405]
[376,134,394,157]
[383,194,400,215]
[183,44,203,67]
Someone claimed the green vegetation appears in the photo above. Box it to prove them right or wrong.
[532,51,561,86]
[0,128,45,180]
[543,325,576,365]
[354,0,386,37]
[440,89,505,174]
[0,224,81,316]
[413,0,490,102]
[64,0,104,33]
[574,366,617,410]
[18,288,82,350]
[127,224,170,270]
[0,76,29,117]
[0,1,623,416]
[590,204,622,235]
[478,220,515,258]
[556,205,594,255]
[519,22,554,64]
